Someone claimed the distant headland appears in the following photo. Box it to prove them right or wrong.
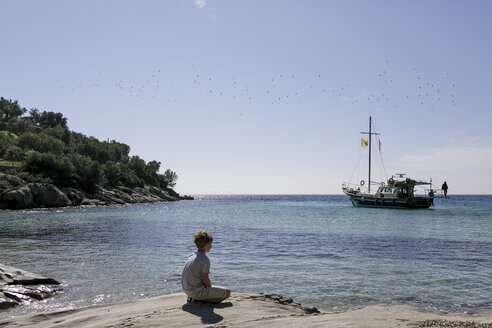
[0,97,192,210]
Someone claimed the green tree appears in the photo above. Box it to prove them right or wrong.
[68,154,102,193]
[17,132,64,154]
[5,145,24,161]
[147,160,160,173]
[102,161,121,186]
[119,164,144,188]
[0,98,26,125]
[162,169,178,188]
[23,151,76,186]
[29,109,68,129]
[5,117,37,135]
[0,131,17,156]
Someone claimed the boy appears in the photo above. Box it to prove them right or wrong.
[181,230,231,303]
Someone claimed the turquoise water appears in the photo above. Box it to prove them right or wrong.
[0,195,491,318]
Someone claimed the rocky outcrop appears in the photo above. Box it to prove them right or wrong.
[28,183,71,208]
[0,174,24,191]
[0,176,193,210]
[1,185,33,209]
[0,183,70,209]
[0,264,61,310]
[59,187,85,206]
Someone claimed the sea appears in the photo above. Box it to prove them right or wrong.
[1,195,491,319]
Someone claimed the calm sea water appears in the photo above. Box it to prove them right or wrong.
[1,195,491,318]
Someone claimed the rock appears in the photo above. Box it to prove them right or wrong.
[93,189,127,205]
[0,174,24,191]
[3,285,57,300]
[0,264,61,310]
[1,185,34,209]
[0,264,60,286]
[0,179,191,210]
[247,293,321,314]
[0,294,18,310]
[81,199,106,206]
[27,183,71,208]
[59,187,85,206]
[107,187,134,203]
[3,291,31,303]
[0,183,71,209]
[145,186,179,201]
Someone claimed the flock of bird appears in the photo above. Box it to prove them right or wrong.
[57,61,457,113]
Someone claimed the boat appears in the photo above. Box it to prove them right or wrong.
[342,117,434,209]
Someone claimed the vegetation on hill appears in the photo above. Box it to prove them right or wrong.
[0,97,178,194]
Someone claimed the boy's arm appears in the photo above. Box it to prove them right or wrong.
[202,273,212,287]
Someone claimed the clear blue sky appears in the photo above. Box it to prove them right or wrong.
[1,0,491,194]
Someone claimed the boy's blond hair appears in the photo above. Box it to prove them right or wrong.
[193,230,213,249]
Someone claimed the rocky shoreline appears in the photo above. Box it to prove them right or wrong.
[2,291,491,328]
[0,264,61,310]
[0,175,193,210]
[1,265,491,327]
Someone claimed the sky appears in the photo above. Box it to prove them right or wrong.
[1,0,491,194]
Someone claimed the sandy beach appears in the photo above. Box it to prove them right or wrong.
[1,293,491,328]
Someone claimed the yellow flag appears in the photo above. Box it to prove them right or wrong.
[361,138,368,147]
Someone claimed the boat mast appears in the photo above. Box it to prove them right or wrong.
[368,116,372,193]
[361,116,379,193]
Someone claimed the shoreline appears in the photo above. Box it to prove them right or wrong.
[0,197,193,213]
[0,181,193,211]
[1,292,491,328]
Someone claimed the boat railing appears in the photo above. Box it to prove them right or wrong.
[342,182,367,193]
[424,188,447,198]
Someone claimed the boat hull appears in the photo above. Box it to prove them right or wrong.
[343,190,432,209]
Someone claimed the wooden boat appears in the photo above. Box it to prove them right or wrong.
[342,117,433,209]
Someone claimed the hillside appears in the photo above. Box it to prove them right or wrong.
[0,97,192,209]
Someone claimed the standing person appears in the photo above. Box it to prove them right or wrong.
[428,189,434,205]
[181,231,231,303]
[441,181,449,198]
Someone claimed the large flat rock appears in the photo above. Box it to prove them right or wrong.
[0,264,61,310]
[1,292,491,328]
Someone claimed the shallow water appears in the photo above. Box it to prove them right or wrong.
[0,195,491,318]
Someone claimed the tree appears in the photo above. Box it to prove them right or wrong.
[17,132,64,154]
[5,117,37,135]
[0,98,181,193]
[68,154,102,193]
[5,145,24,161]
[29,108,68,129]
[102,161,121,186]
[162,169,178,188]
[0,131,17,156]
[23,151,76,186]
[119,164,144,188]
[147,160,160,173]
[0,98,26,124]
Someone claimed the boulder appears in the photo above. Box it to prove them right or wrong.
[107,187,134,203]
[145,186,178,201]
[0,294,17,310]
[93,189,126,205]
[0,264,60,286]
[27,183,71,208]
[59,187,85,206]
[1,185,34,209]
[0,264,61,310]
[0,174,24,191]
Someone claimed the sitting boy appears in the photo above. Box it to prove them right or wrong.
[181,230,231,303]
